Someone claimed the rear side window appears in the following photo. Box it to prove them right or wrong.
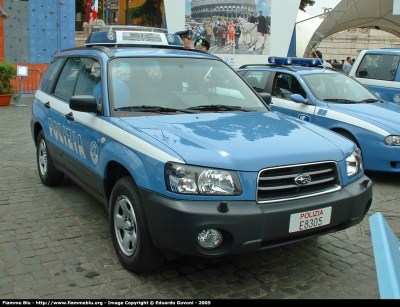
[53,58,82,102]
[356,54,399,81]
[40,57,65,94]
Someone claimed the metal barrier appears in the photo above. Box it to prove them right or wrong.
[10,68,43,94]
[369,212,400,299]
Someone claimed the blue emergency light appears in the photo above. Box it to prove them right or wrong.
[268,56,323,66]
[85,26,184,48]
[268,57,292,65]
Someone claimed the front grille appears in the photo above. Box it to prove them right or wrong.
[122,32,162,42]
[257,161,341,203]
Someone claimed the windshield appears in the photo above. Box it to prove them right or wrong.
[302,73,381,103]
[108,57,268,113]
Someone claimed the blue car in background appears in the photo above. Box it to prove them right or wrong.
[237,57,400,173]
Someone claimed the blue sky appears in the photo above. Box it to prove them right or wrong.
[185,0,272,16]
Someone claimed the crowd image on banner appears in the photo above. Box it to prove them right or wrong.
[183,12,271,55]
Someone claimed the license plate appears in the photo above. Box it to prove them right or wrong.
[289,207,332,233]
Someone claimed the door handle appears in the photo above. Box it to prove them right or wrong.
[65,112,74,121]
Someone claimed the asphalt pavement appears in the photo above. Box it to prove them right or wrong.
[0,96,399,300]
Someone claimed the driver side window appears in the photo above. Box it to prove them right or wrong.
[272,73,306,99]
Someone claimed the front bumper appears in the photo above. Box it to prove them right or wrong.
[140,174,373,258]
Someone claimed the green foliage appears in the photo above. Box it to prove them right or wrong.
[0,62,17,95]
[128,0,164,27]
[299,0,315,12]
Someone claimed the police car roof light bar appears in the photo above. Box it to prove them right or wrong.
[268,56,323,67]
[85,27,183,48]
[268,57,292,65]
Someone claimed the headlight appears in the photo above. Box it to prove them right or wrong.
[384,135,400,146]
[165,162,242,195]
[346,148,363,177]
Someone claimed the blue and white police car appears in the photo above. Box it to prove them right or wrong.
[30,27,373,273]
[348,48,400,104]
[237,56,400,173]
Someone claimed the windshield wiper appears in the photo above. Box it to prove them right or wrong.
[358,99,383,103]
[186,104,250,112]
[322,99,358,104]
[115,105,197,113]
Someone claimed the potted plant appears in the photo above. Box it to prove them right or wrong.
[0,61,17,106]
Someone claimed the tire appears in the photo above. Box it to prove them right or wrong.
[36,130,64,186]
[109,176,164,273]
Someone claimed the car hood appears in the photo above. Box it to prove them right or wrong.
[326,102,400,134]
[120,112,353,171]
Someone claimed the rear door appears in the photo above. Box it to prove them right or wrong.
[50,57,105,196]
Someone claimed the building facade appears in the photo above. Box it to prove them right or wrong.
[1,0,75,66]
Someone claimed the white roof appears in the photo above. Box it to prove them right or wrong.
[303,0,400,57]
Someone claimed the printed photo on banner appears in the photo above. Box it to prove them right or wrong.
[185,0,271,56]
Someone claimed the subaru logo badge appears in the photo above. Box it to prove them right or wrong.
[294,175,311,185]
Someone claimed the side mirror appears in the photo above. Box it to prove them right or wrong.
[291,94,308,104]
[70,95,99,113]
[259,92,271,105]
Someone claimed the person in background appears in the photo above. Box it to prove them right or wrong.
[228,19,235,46]
[311,50,333,68]
[194,38,210,52]
[342,56,352,74]
[256,11,268,36]
[217,24,225,47]
[175,29,192,49]
[212,22,219,45]
[234,21,241,50]
[205,23,213,46]
[256,11,269,47]
[248,12,256,23]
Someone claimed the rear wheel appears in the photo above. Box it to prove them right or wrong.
[109,176,164,273]
[36,130,64,186]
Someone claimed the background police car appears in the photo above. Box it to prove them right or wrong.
[237,57,400,173]
[348,48,400,103]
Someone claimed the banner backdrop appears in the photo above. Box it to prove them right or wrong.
[185,0,271,57]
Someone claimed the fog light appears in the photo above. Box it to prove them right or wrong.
[197,229,223,249]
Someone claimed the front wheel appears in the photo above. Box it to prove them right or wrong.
[36,130,64,186]
[109,176,164,273]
